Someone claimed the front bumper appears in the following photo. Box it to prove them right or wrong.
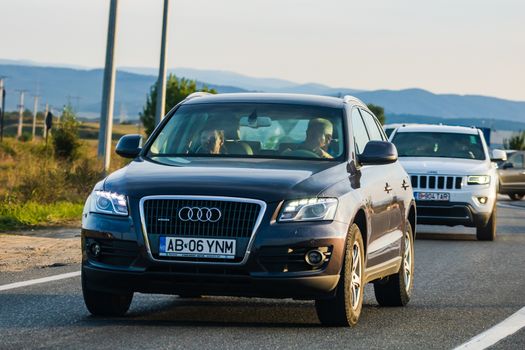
[81,207,348,299]
[82,264,340,299]
[416,201,492,227]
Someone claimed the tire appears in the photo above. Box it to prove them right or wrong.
[315,223,365,327]
[508,193,524,201]
[82,271,133,316]
[373,222,414,307]
[476,207,497,241]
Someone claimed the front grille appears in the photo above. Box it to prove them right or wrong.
[143,198,262,238]
[411,175,463,190]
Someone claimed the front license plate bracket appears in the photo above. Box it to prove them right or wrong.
[159,236,237,259]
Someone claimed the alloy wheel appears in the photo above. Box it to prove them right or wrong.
[350,242,362,310]
[403,231,412,292]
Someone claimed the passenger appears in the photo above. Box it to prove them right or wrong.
[299,118,334,158]
[196,128,225,154]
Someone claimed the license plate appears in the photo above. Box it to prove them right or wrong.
[415,192,450,201]
[159,237,236,259]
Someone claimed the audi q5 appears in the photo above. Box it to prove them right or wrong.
[81,93,416,326]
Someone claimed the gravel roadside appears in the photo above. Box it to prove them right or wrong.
[0,227,81,272]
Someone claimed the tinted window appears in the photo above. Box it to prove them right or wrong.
[360,109,384,141]
[147,103,345,161]
[391,132,486,160]
[351,109,370,154]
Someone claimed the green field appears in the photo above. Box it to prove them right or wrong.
[0,116,141,231]
[1,112,142,140]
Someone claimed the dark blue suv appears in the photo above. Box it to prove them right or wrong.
[81,93,416,326]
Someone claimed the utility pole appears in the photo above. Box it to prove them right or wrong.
[73,96,81,113]
[42,103,49,139]
[16,90,27,140]
[98,0,119,174]
[66,95,81,113]
[32,94,40,140]
[155,0,170,126]
[0,77,6,143]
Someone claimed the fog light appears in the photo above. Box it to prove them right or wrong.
[90,242,101,257]
[305,249,325,267]
[478,196,488,204]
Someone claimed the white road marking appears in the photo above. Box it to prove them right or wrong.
[0,271,80,292]
[453,307,525,350]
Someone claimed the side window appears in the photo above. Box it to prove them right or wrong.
[360,109,384,141]
[374,118,388,141]
[508,153,524,168]
[351,108,370,154]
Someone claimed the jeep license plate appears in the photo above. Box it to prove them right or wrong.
[415,192,450,201]
[159,237,236,259]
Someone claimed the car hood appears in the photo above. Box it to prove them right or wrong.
[398,157,490,175]
[103,157,348,202]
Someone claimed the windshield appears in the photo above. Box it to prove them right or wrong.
[147,103,345,161]
[391,131,486,160]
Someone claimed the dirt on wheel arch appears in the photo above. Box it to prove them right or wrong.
[0,234,81,272]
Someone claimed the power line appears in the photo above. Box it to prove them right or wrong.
[66,95,82,112]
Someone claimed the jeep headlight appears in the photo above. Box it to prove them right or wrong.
[90,190,128,216]
[467,175,490,185]
[279,198,338,222]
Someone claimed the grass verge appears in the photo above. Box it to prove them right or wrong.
[0,201,83,231]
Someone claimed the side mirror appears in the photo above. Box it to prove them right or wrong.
[116,134,142,158]
[359,141,398,165]
[501,162,514,170]
[491,149,507,162]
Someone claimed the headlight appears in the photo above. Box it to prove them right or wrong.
[90,190,128,216]
[279,198,338,222]
[467,175,490,185]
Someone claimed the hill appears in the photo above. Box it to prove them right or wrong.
[1,62,524,128]
[354,89,525,123]
[0,64,247,119]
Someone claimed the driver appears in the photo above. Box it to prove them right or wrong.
[196,128,225,154]
[298,118,333,159]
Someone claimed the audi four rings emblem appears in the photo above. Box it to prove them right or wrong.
[178,207,222,222]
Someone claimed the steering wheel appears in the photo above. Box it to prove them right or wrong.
[283,149,321,158]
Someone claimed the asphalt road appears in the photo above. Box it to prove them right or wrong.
[1,196,524,350]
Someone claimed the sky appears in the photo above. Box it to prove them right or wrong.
[0,0,524,101]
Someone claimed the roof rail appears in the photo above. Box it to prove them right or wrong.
[185,91,212,101]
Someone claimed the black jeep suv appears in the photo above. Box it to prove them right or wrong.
[81,93,416,326]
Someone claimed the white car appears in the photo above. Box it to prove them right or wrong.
[390,124,506,241]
